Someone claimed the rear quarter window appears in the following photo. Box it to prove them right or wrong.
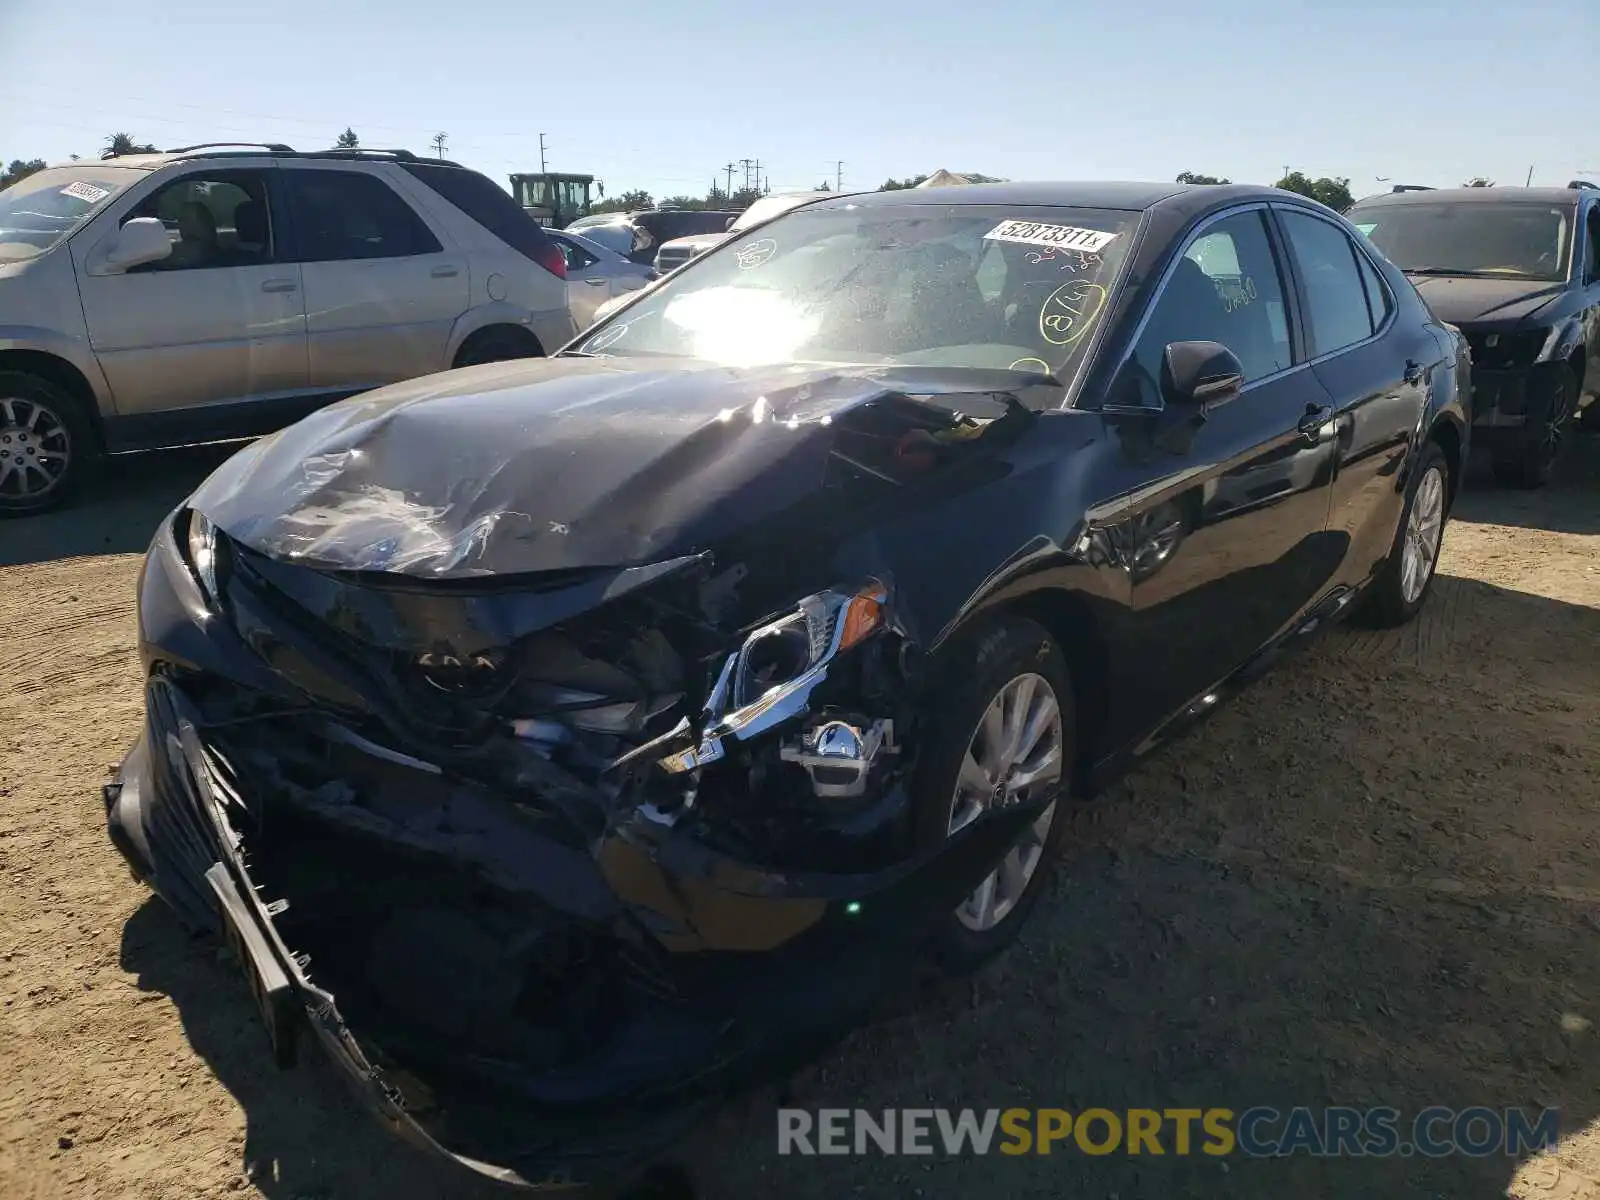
[399,162,555,265]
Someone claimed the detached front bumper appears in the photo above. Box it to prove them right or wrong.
[106,681,697,1190]
[105,669,1037,1190]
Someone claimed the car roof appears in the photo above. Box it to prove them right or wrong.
[815,180,1282,214]
[1351,186,1589,209]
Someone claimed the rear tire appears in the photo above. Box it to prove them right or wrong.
[911,616,1074,975]
[1362,441,1450,628]
[1491,365,1575,489]
[0,371,97,516]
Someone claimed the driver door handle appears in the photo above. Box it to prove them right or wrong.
[1298,404,1333,444]
[584,277,607,286]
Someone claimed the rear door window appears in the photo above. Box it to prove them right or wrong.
[552,234,598,272]
[283,169,442,262]
[1279,210,1381,355]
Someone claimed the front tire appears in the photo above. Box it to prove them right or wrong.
[1491,365,1576,489]
[0,372,96,516]
[1362,441,1450,628]
[912,616,1074,974]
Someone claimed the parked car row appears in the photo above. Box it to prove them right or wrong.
[7,149,1593,519]
[582,190,848,329]
[105,178,1480,1192]
[539,227,655,327]
[650,188,836,274]
[565,207,737,267]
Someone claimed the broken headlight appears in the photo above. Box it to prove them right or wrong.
[182,508,224,606]
[660,580,888,773]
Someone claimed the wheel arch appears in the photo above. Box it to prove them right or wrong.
[941,583,1113,798]
[1426,413,1464,508]
[450,321,545,369]
[0,348,106,452]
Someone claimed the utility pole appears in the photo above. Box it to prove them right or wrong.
[740,158,756,191]
[431,132,449,159]
[836,160,844,191]
[539,133,548,174]
[724,161,736,196]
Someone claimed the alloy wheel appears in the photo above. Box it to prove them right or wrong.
[1541,376,1575,458]
[948,672,1064,932]
[0,397,72,502]
[1400,465,1445,605]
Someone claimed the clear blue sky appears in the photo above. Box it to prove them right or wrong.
[2,0,1595,200]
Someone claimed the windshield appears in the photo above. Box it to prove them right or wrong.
[0,166,143,262]
[1353,202,1572,281]
[574,202,1140,383]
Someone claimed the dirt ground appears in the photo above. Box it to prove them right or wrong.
[1,436,1597,1200]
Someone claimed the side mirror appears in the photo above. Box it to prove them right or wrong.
[102,217,173,273]
[724,216,737,231]
[1161,340,1244,412]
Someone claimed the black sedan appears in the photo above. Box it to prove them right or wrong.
[104,181,1471,1191]
[1349,183,1600,487]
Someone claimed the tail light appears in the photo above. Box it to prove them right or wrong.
[532,241,567,279]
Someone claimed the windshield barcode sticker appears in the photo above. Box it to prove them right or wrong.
[984,220,1117,253]
[60,181,111,204]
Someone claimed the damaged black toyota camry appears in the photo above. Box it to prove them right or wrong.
[105,181,1470,1189]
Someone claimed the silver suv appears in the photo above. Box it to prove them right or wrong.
[0,144,578,513]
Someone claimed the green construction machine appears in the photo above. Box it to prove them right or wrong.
[509,172,603,228]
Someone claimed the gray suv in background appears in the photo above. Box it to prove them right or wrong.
[0,144,578,513]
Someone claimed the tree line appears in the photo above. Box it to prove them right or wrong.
[0,134,1511,214]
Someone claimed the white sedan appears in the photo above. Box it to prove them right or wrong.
[544,229,657,329]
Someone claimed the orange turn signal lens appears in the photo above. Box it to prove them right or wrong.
[837,583,888,651]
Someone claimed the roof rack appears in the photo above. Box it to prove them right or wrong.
[165,142,296,154]
[156,143,464,169]
[319,148,464,168]
[315,147,421,161]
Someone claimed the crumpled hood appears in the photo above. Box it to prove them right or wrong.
[192,356,1022,579]
[1408,275,1566,328]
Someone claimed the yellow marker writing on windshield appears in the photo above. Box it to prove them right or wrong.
[1039,281,1107,347]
